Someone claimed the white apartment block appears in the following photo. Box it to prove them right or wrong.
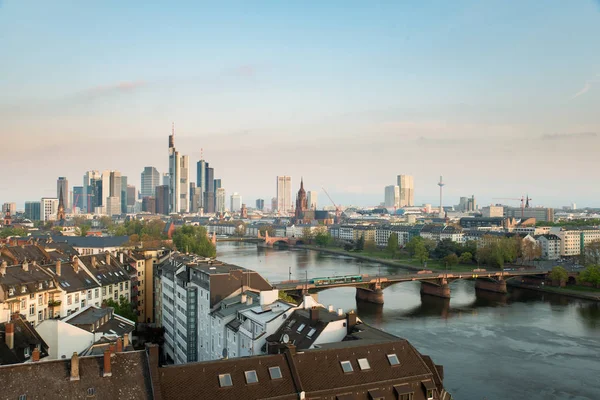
[554,227,600,256]
[536,234,561,260]
[40,198,59,221]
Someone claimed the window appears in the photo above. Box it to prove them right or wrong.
[102,287,107,296]
[9,288,14,296]
[296,323,306,333]
[387,354,400,366]
[269,366,282,380]
[23,287,28,294]
[29,304,35,316]
[19,395,26,400]
[120,283,123,291]
[218,374,233,387]
[87,387,96,397]
[95,289,99,298]
[109,286,113,294]
[75,293,79,302]
[340,361,353,373]
[307,328,316,338]
[38,310,43,321]
[24,347,30,357]
[427,389,434,400]
[358,358,370,370]
[399,394,414,400]
[38,295,43,305]
[81,300,86,308]
[244,370,258,384]
[67,295,72,305]
[125,282,128,290]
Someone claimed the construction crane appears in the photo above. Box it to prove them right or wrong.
[492,195,532,219]
[321,187,342,222]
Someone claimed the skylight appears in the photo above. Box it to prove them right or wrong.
[218,374,233,387]
[387,354,400,366]
[244,370,258,384]
[269,366,282,380]
[307,328,316,338]
[358,358,370,370]
[296,323,306,333]
[340,361,353,373]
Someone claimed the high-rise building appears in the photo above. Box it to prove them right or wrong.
[162,173,170,187]
[141,167,160,198]
[168,124,181,214]
[307,191,318,210]
[190,185,202,213]
[120,176,128,213]
[83,170,101,213]
[196,159,207,207]
[179,155,190,213]
[214,179,222,190]
[107,171,122,210]
[155,185,170,215]
[40,198,59,221]
[142,197,156,214]
[276,176,292,213]
[271,197,277,212]
[127,185,136,207]
[230,192,242,212]
[2,203,16,215]
[203,167,215,213]
[384,185,399,208]
[101,170,111,207]
[57,177,69,211]
[73,186,84,211]
[106,196,121,216]
[255,199,264,211]
[397,175,414,207]
[24,201,41,221]
[216,188,226,213]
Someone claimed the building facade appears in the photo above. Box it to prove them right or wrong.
[230,192,241,212]
[276,176,292,213]
[397,175,414,207]
[384,185,399,208]
[141,167,160,198]
[40,198,59,222]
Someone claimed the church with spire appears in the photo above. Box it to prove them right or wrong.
[56,186,66,222]
[294,178,309,223]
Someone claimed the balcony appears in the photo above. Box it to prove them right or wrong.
[48,300,62,307]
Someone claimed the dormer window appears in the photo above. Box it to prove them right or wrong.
[21,286,27,294]
[296,323,306,333]
[218,374,233,387]
[39,283,43,289]
[268,366,282,380]
[9,288,14,296]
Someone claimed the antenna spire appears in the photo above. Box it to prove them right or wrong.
[201,148,204,160]
[172,122,174,136]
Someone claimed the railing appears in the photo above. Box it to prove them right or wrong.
[48,300,62,307]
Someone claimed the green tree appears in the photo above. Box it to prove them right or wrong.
[355,235,365,251]
[405,236,424,257]
[79,224,91,237]
[549,266,569,284]
[414,241,429,266]
[386,233,398,256]
[578,265,600,287]
[235,223,246,237]
[98,216,113,230]
[259,225,275,236]
[0,227,27,238]
[582,240,600,266]
[103,296,138,323]
[172,225,216,257]
[522,239,542,262]
[364,239,377,253]
[315,231,332,247]
[443,253,459,268]
[302,227,315,243]
[433,239,458,259]
[459,252,473,264]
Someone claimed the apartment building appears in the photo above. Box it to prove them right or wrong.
[536,234,561,260]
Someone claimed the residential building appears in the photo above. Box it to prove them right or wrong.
[0,314,49,365]
[1,203,16,216]
[276,176,292,213]
[385,185,400,208]
[24,201,41,221]
[40,197,59,221]
[155,185,170,215]
[397,174,414,207]
[255,199,264,211]
[216,188,226,213]
[51,236,130,256]
[307,191,318,210]
[230,192,242,212]
[555,227,600,257]
[536,234,561,260]
[141,167,160,198]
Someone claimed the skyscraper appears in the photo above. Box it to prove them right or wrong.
[203,167,215,213]
[83,170,101,213]
[24,201,41,221]
[216,188,226,214]
[230,192,242,212]
[196,159,207,207]
[179,155,190,213]
[57,177,69,211]
[2,203,16,215]
[214,179,222,190]
[127,185,136,207]
[109,171,122,210]
[271,197,277,212]
[276,176,292,213]
[101,170,111,207]
[141,167,160,198]
[168,124,181,214]
[162,173,170,186]
[255,199,264,211]
[384,185,400,208]
[40,198,59,221]
[106,196,121,216]
[155,185,170,215]
[120,175,128,213]
[397,175,414,207]
[73,186,84,211]
[307,191,318,210]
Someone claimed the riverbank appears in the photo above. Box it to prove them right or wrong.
[507,280,600,302]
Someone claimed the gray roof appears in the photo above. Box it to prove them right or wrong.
[51,236,130,248]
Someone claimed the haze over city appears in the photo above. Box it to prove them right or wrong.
[1,1,600,208]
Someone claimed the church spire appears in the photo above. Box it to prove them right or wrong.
[57,186,66,221]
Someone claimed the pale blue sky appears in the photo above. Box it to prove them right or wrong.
[1,1,599,208]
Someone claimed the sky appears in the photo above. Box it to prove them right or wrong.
[1,1,599,209]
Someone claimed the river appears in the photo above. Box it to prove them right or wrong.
[217,242,600,400]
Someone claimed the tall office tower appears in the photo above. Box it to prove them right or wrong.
[2,203,16,215]
[190,185,202,213]
[196,159,207,207]
[216,188,226,213]
[168,124,181,213]
[397,175,414,207]
[203,167,215,213]
[255,199,265,211]
[155,185,170,215]
[214,179,222,190]
[141,167,160,198]
[101,170,111,206]
[271,197,277,212]
[108,171,122,210]
[40,198,59,221]
[127,185,136,207]
[307,191,318,210]
[57,177,69,211]
[179,155,190,213]
[230,192,242,212]
[106,196,121,216]
[276,176,292,213]
[24,201,41,221]
[83,170,101,212]
[467,195,476,212]
[142,197,156,214]
[162,173,170,187]
[120,176,128,213]
[384,185,400,208]
[73,186,84,211]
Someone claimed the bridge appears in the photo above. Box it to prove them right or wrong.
[271,269,552,305]
[256,230,303,247]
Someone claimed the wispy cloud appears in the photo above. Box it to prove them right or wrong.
[571,74,600,99]
[76,80,147,100]
[541,132,597,140]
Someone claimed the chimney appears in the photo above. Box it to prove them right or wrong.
[70,352,80,381]
[116,337,123,352]
[123,334,129,349]
[109,343,116,354]
[91,256,97,268]
[309,307,319,325]
[5,322,14,350]
[337,308,343,316]
[346,311,357,335]
[119,252,123,264]
[56,260,62,276]
[0,261,6,277]
[241,293,247,304]
[105,252,111,265]
[103,349,112,377]
[22,261,28,272]
[246,296,253,305]
[73,256,79,273]
[328,305,334,313]
[32,260,37,267]
[32,347,40,362]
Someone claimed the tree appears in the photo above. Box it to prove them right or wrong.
[433,239,458,259]
[315,231,332,247]
[259,225,275,236]
[302,227,315,243]
[0,227,27,238]
[172,225,216,257]
[103,296,138,323]
[355,235,365,251]
[98,216,113,230]
[459,252,473,264]
[414,241,429,266]
[578,265,600,287]
[364,240,377,253]
[343,242,354,251]
[582,240,600,266]
[79,224,90,237]
[522,239,542,263]
[405,237,424,257]
[235,223,246,237]
[443,253,459,268]
[386,233,398,256]
[549,266,568,284]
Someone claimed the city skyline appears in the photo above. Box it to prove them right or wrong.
[1,2,599,208]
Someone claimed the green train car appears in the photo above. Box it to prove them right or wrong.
[311,275,363,286]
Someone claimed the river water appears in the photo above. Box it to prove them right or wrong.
[217,242,600,400]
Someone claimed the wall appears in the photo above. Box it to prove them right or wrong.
[36,319,94,360]
[312,319,347,347]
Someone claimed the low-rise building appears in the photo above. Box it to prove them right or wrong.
[0,314,49,365]
[536,234,561,260]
